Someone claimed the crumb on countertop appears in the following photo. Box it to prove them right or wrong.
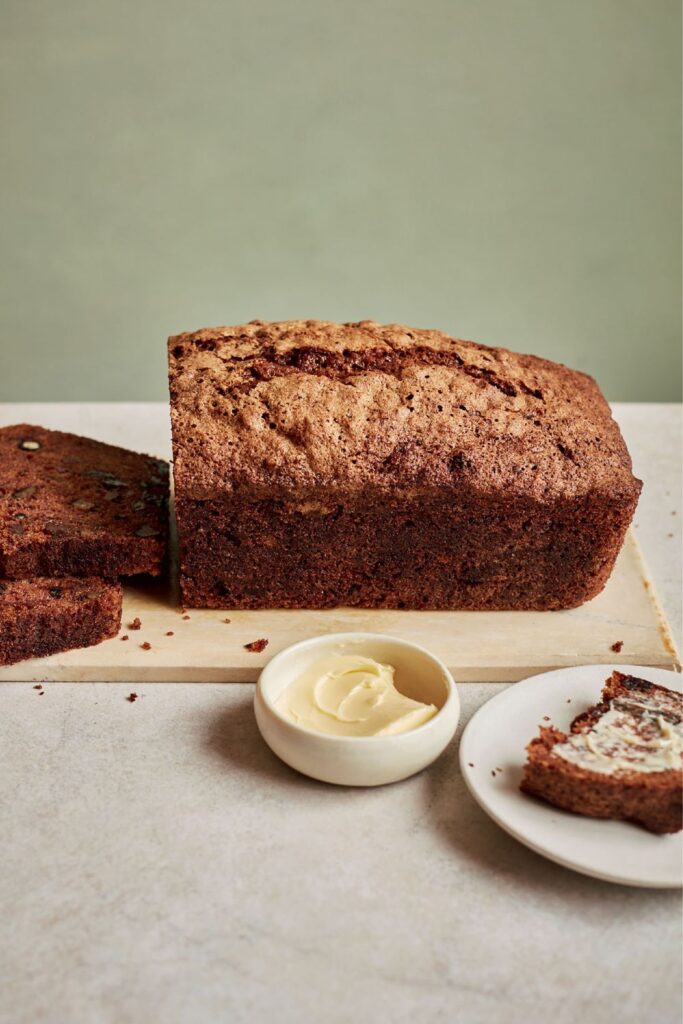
[126,692,138,703]
[129,617,142,631]
[33,684,43,690]
[245,638,269,653]
[611,640,624,653]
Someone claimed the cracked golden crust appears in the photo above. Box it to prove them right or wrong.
[168,319,641,503]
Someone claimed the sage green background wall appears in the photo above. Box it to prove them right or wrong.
[1,0,681,401]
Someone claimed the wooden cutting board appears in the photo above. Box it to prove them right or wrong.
[0,532,678,683]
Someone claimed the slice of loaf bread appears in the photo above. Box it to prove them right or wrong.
[0,424,169,578]
[521,671,682,834]
[0,577,122,666]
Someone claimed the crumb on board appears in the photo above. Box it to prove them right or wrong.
[165,631,174,636]
[245,638,269,653]
[140,642,152,651]
[126,692,138,703]
[182,614,190,621]
[120,635,129,642]
[223,618,231,624]
[611,640,624,653]
[129,617,142,631]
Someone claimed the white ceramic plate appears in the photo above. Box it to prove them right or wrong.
[459,664,682,888]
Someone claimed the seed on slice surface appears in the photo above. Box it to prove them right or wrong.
[136,525,159,537]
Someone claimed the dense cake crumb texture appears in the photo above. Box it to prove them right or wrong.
[0,424,169,579]
[0,577,122,666]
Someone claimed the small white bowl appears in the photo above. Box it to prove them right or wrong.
[254,632,459,787]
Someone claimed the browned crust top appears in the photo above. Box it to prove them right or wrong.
[168,319,641,502]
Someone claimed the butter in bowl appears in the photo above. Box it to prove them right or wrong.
[254,633,459,786]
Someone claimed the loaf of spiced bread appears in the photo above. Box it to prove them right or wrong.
[168,320,641,609]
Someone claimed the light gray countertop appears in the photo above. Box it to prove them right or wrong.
[0,403,681,1024]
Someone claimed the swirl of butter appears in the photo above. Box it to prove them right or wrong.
[276,654,438,737]
[555,696,683,774]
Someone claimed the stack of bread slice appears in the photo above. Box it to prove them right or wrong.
[0,424,168,666]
